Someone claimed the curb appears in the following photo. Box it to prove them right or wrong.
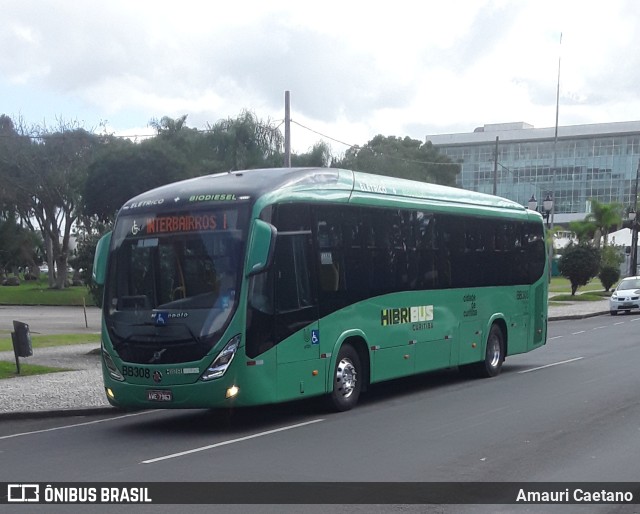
[0,406,122,421]
[548,310,609,321]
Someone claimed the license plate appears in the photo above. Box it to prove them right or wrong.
[146,389,172,402]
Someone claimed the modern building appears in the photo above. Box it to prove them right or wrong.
[426,121,640,224]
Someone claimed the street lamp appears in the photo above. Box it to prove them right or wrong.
[629,209,638,276]
[528,193,554,228]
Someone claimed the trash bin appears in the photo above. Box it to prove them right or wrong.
[12,320,33,357]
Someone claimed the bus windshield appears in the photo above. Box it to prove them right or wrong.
[104,206,248,364]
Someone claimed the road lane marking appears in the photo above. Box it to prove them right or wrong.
[547,336,563,340]
[142,419,324,464]
[571,331,585,335]
[518,357,584,374]
[614,322,625,325]
[592,326,606,330]
[0,411,156,440]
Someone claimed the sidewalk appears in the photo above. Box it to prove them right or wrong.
[0,300,611,419]
[547,297,610,321]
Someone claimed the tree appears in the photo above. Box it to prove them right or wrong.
[70,217,112,306]
[558,243,601,295]
[84,143,187,222]
[600,244,624,270]
[598,244,624,291]
[585,199,623,247]
[599,266,620,292]
[0,117,103,288]
[205,110,284,171]
[335,135,459,185]
[0,215,42,276]
[149,114,189,135]
[567,220,597,245]
[291,141,332,167]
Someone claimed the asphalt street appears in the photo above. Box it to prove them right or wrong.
[0,305,101,335]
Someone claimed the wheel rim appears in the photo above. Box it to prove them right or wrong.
[335,357,357,398]
[487,334,502,368]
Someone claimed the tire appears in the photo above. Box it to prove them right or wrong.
[327,344,361,412]
[610,310,618,316]
[461,324,505,378]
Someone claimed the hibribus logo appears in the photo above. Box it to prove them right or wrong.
[380,305,433,326]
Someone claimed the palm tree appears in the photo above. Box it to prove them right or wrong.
[568,220,597,245]
[149,114,188,135]
[585,199,623,248]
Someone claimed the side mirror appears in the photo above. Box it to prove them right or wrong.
[92,231,112,285]
[245,219,276,277]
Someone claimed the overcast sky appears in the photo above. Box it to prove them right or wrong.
[2,0,639,155]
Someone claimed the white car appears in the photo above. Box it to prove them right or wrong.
[609,276,640,315]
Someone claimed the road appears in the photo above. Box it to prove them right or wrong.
[1,314,640,513]
[0,305,101,335]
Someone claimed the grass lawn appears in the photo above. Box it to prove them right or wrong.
[549,277,608,294]
[0,333,100,353]
[0,360,71,379]
[0,276,96,306]
[549,293,605,302]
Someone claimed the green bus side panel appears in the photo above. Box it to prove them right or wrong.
[276,322,320,364]
[275,321,327,402]
[532,282,546,348]
[457,319,483,366]
[508,312,530,354]
[372,345,415,382]
[277,359,327,402]
[414,338,452,373]
[236,352,280,406]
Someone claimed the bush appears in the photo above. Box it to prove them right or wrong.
[558,243,601,295]
[2,276,20,286]
[599,265,620,292]
[600,245,624,269]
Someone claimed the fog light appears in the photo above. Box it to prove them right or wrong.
[106,388,115,400]
[226,385,239,399]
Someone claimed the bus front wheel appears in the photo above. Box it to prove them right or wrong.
[327,344,361,412]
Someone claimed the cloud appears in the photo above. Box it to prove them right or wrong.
[2,0,640,152]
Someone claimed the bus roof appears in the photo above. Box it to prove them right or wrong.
[119,167,529,215]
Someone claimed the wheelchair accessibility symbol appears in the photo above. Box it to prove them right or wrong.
[311,329,320,345]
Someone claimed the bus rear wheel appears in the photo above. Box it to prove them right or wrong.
[327,344,361,412]
[461,324,505,378]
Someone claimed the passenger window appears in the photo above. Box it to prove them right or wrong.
[274,234,313,312]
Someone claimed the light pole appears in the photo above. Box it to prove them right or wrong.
[529,192,555,280]
[528,193,554,228]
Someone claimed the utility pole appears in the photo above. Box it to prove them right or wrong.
[493,136,498,196]
[550,32,562,233]
[284,90,291,167]
[548,33,562,282]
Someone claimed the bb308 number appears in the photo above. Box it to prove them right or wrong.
[122,365,151,379]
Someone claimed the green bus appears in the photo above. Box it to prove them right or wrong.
[93,167,548,411]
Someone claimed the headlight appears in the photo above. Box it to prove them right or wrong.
[103,350,124,381]
[200,334,241,381]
